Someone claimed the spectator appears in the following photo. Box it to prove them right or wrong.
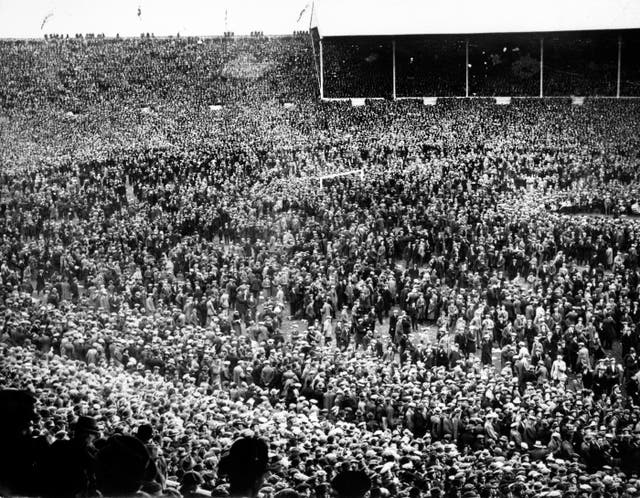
[95,435,151,497]
[217,437,273,498]
[331,470,371,498]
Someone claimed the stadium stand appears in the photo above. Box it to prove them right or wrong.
[312,0,640,98]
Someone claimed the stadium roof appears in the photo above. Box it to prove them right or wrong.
[311,0,640,37]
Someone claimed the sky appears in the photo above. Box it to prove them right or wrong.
[0,0,313,38]
[2,0,639,39]
[316,0,640,37]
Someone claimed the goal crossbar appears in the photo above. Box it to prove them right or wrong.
[315,168,364,188]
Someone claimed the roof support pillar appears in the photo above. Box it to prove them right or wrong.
[617,35,622,98]
[539,38,544,98]
[319,38,324,99]
[465,39,469,97]
[392,38,397,100]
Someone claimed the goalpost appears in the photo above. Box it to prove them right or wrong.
[315,168,365,188]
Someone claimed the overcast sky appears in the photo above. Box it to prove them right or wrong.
[2,0,639,39]
[0,0,312,38]
[316,0,640,37]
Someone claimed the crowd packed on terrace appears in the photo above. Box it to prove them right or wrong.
[1,34,640,498]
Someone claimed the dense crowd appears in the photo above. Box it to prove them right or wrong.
[0,35,315,109]
[1,36,640,498]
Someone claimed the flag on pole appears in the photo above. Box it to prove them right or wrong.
[296,3,310,23]
[137,6,142,18]
[308,1,314,29]
[40,12,54,31]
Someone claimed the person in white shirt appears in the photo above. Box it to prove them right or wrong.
[551,354,568,385]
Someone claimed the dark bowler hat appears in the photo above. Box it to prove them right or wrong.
[74,416,100,435]
[331,470,372,498]
[218,436,276,478]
